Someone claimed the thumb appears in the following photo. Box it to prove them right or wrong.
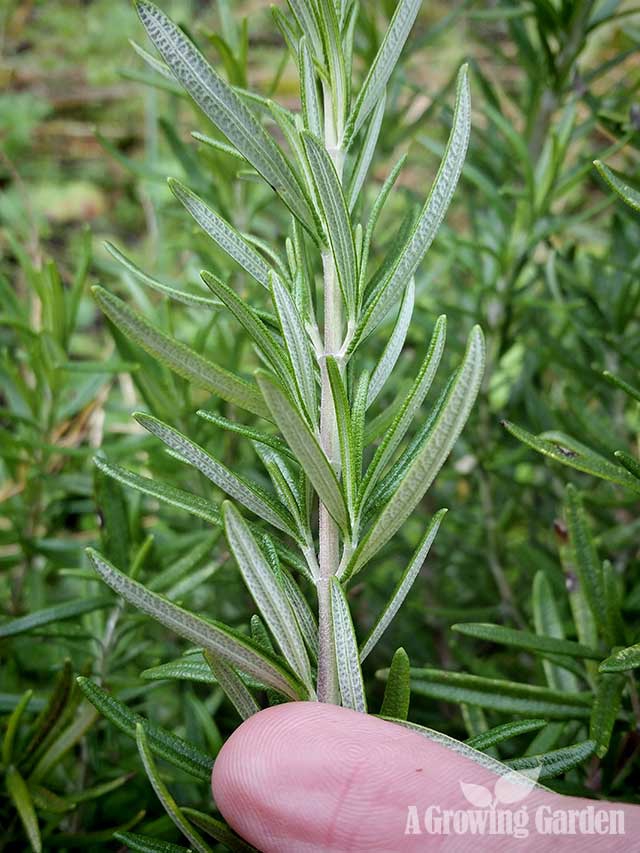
[211,702,639,851]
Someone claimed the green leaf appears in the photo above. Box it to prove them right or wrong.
[29,785,74,815]
[223,502,313,688]
[5,766,42,853]
[280,568,319,660]
[135,412,297,537]
[114,832,190,853]
[254,445,307,539]
[315,0,347,134]
[358,314,446,511]
[256,371,349,532]
[94,456,222,527]
[351,370,370,492]
[95,466,130,569]
[0,597,111,638]
[594,160,640,211]
[86,549,307,700]
[269,272,317,419]
[298,38,322,138]
[600,644,640,673]
[92,286,268,419]
[302,132,357,316]
[30,704,98,783]
[602,369,640,403]
[136,1,316,232]
[615,450,640,480]
[564,484,607,637]
[503,421,640,494]
[380,647,410,720]
[135,725,214,853]
[142,655,217,684]
[170,181,272,288]
[182,808,258,852]
[506,741,596,779]
[343,0,421,145]
[196,410,295,460]
[60,773,131,806]
[358,154,407,291]
[105,241,219,308]
[349,325,484,575]
[590,672,626,758]
[352,65,470,347]
[532,571,579,692]
[77,677,213,781]
[326,356,356,512]
[21,659,74,768]
[330,578,367,713]
[2,690,32,765]
[287,0,323,59]
[203,651,260,720]
[466,719,547,751]
[452,623,601,659]
[366,278,414,408]
[602,560,626,647]
[405,669,593,718]
[200,272,290,381]
[347,93,386,213]
[360,509,445,660]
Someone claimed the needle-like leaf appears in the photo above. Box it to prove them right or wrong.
[302,131,357,317]
[366,277,414,408]
[343,0,421,146]
[380,647,410,720]
[350,325,484,575]
[92,286,268,418]
[257,371,349,532]
[269,272,317,419]
[594,159,640,211]
[136,1,316,233]
[503,421,640,494]
[77,677,214,781]
[6,767,41,853]
[452,623,601,659]
[223,502,313,689]
[105,241,219,308]
[86,549,307,700]
[330,578,367,713]
[203,651,261,720]
[200,271,291,381]
[298,37,322,138]
[359,509,445,657]
[347,93,386,213]
[170,180,273,288]
[352,65,471,347]
[358,314,446,511]
[600,643,640,673]
[135,725,214,853]
[135,412,297,537]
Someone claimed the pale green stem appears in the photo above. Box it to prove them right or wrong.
[317,92,345,704]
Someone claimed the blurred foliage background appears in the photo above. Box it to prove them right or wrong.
[1,0,640,849]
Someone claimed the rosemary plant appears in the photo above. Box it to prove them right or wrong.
[88,0,484,715]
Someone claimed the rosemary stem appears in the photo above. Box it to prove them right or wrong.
[317,99,345,704]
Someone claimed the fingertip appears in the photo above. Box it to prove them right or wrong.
[211,702,473,852]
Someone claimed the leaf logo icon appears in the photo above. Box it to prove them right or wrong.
[459,781,493,808]
[494,765,542,805]
[460,765,541,809]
